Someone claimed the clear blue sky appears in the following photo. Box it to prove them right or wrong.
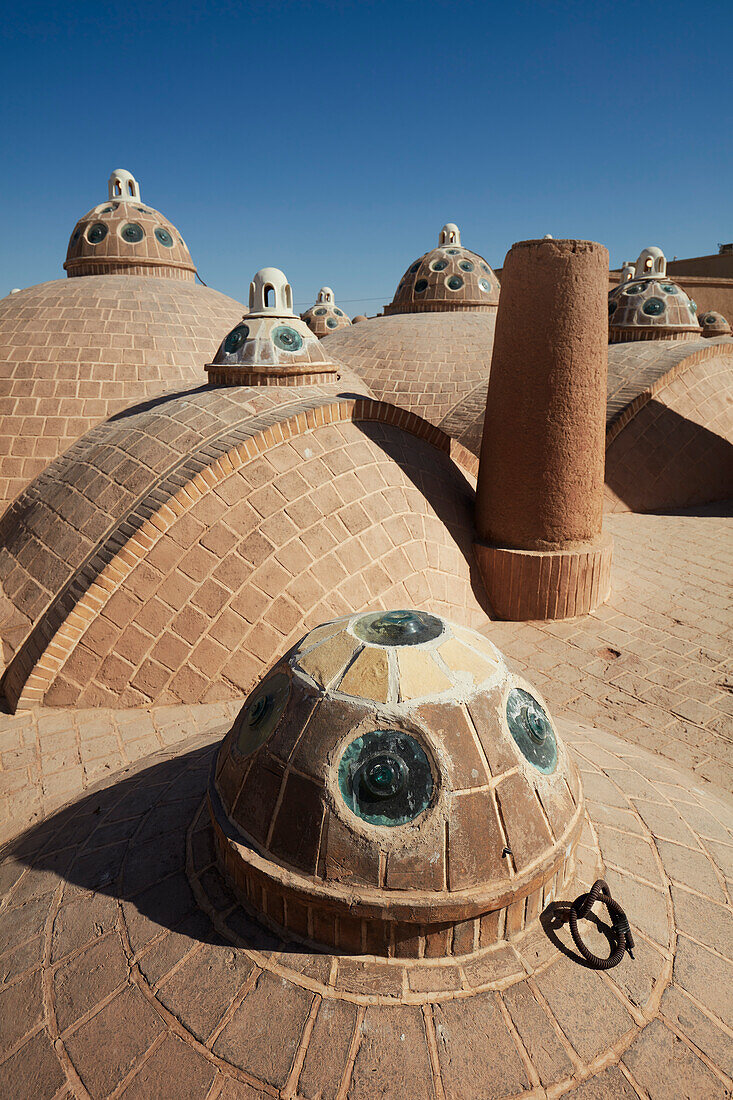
[2,0,731,313]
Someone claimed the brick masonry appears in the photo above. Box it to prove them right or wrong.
[0,721,730,1097]
[0,276,244,510]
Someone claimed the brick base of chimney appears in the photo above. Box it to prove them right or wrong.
[474,533,613,621]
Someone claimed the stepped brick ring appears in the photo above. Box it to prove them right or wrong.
[568,879,635,969]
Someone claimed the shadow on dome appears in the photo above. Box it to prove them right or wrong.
[353,419,494,617]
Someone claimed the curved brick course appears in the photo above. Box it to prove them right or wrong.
[605,352,733,512]
[0,391,481,710]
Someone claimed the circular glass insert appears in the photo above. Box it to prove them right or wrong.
[431,259,448,271]
[479,279,491,292]
[272,325,303,352]
[338,730,433,826]
[642,297,665,316]
[101,206,114,214]
[314,307,327,315]
[446,275,464,291]
[481,263,491,274]
[326,317,338,328]
[154,227,174,247]
[87,223,108,244]
[414,279,428,293]
[410,262,421,274]
[334,308,343,317]
[624,283,645,295]
[704,314,718,324]
[661,283,679,294]
[506,688,557,773]
[353,609,444,647]
[689,300,697,312]
[223,324,249,354]
[459,260,474,272]
[121,223,144,243]
[445,248,460,255]
[234,671,291,757]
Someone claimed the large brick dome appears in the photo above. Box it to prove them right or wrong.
[0,276,244,511]
[322,310,497,452]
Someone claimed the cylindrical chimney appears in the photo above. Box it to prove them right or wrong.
[474,238,612,620]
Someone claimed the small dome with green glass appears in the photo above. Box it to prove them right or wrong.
[698,310,732,338]
[64,168,197,280]
[301,286,352,338]
[206,268,343,387]
[209,610,582,956]
[609,246,702,343]
[384,223,500,315]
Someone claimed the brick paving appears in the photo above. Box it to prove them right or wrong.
[488,504,733,794]
[0,722,730,1097]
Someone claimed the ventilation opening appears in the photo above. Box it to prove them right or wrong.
[264,284,275,307]
[285,285,293,310]
[113,181,122,196]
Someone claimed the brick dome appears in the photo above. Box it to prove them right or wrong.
[0,276,244,512]
[206,268,343,386]
[384,224,500,315]
[210,610,583,957]
[64,169,196,280]
[609,247,702,343]
[321,310,497,452]
[699,309,731,337]
[301,287,352,337]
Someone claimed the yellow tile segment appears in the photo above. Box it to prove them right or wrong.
[438,638,498,685]
[398,648,452,701]
[298,630,358,689]
[295,619,346,656]
[453,626,502,666]
[338,646,390,703]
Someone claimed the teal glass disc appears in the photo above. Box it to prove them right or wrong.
[338,730,433,826]
[353,609,444,647]
[314,307,327,316]
[154,227,174,247]
[121,223,144,243]
[234,672,290,757]
[459,260,474,272]
[642,297,665,316]
[326,317,338,328]
[223,324,249,354]
[431,259,447,271]
[88,223,108,244]
[272,325,303,352]
[414,279,428,293]
[506,688,557,773]
[446,275,464,290]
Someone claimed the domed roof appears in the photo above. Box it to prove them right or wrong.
[64,169,196,280]
[301,287,352,337]
[384,224,500,315]
[321,310,497,452]
[206,268,343,386]
[699,309,732,337]
[0,275,244,511]
[210,610,582,956]
[609,247,702,343]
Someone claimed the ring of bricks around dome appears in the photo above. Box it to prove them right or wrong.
[208,611,585,958]
[608,277,702,342]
